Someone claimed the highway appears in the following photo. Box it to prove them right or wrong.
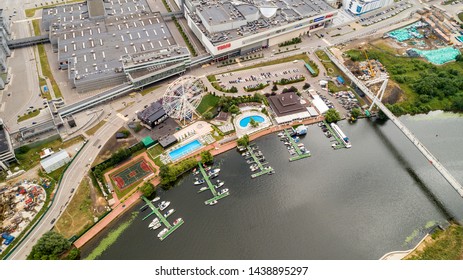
[4,0,447,259]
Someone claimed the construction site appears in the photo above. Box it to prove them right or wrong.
[0,179,48,253]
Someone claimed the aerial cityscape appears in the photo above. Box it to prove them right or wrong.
[1,0,463,262]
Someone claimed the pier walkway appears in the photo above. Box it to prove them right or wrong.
[198,163,229,205]
[247,145,274,178]
[323,121,345,149]
[324,48,463,197]
[140,196,184,241]
[283,129,311,161]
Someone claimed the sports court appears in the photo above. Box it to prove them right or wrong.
[111,159,153,190]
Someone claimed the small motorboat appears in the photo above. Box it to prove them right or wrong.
[150,223,161,230]
[199,186,208,191]
[164,209,174,218]
[208,200,218,206]
[219,188,229,195]
[214,180,225,189]
[194,179,205,185]
[173,218,183,225]
[157,228,168,238]
[151,196,160,202]
[158,201,171,211]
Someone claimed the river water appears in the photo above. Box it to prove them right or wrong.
[81,111,463,260]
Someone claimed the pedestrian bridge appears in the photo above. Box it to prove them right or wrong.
[7,35,49,49]
[323,48,463,197]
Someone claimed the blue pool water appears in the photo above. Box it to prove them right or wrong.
[239,115,265,127]
[169,139,202,161]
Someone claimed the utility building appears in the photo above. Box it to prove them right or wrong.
[40,149,71,173]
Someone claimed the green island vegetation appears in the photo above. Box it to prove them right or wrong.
[281,86,299,94]
[17,109,40,122]
[91,142,145,186]
[244,83,269,92]
[85,212,138,260]
[278,37,302,47]
[32,19,41,36]
[303,83,311,90]
[27,231,80,260]
[324,108,342,123]
[139,182,156,198]
[249,117,259,128]
[217,93,267,114]
[345,47,463,115]
[274,76,305,86]
[351,107,362,119]
[200,150,214,165]
[237,135,250,147]
[159,158,198,189]
[207,75,238,93]
[54,175,108,239]
[458,12,463,22]
[406,223,463,260]
[197,94,220,116]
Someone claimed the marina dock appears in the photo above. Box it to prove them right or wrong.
[246,145,274,178]
[197,163,229,204]
[323,120,345,149]
[140,196,184,240]
[282,129,311,162]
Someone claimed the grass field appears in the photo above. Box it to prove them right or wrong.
[37,44,62,99]
[315,50,346,78]
[147,144,164,167]
[55,176,108,239]
[406,224,463,260]
[227,53,319,74]
[85,120,107,136]
[15,136,83,171]
[17,110,40,122]
[138,84,162,96]
[32,19,41,36]
[197,94,220,114]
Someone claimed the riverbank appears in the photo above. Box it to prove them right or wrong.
[73,116,323,248]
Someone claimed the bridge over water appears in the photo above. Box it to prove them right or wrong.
[323,48,463,197]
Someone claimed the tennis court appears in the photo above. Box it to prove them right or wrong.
[111,159,153,190]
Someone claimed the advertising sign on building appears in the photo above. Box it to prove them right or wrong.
[217,43,231,51]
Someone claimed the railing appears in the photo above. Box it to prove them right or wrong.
[323,48,463,197]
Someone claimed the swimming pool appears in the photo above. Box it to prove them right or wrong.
[239,115,265,128]
[169,139,202,161]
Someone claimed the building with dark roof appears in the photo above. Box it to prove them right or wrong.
[267,92,311,124]
[158,134,177,148]
[137,101,168,127]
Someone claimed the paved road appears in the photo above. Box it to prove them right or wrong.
[6,0,439,259]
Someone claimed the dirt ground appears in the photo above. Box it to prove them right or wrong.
[92,135,139,167]
[54,176,108,239]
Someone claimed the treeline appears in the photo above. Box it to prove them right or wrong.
[92,142,145,184]
[278,37,302,47]
[217,93,267,112]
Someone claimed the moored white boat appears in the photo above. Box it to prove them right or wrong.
[157,228,168,238]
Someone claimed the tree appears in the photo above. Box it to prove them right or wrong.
[140,182,155,197]
[237,135,250,147]
[324,108,341,123]
[203,112,213,120]
[303,83,311,90]
[229,104,240,114]
[249,117,259,128]
[351,107,361,119]
[17,146,30,154]
[200,150,214,165]
[261,108,268,115]
[272,84,278,91]
[28,232,72,260]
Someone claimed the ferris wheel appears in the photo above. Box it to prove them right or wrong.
[162,76,204,125]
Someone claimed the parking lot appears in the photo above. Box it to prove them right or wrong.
[215,61,313,93]
[357,1,413,27]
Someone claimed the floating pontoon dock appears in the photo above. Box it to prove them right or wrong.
[141,196,184,241]
[246,145,274,178]
[198,163,230,204]
[283,129,311,162]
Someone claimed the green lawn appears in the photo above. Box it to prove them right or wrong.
[37,44,62,99]
[15,136,83,171]
[349,44,463,114]
[32,19,41,36]
[138,84,162,96]
[147,144,164,167]
[315,50,345,78]
[406,224,463,260]
[85,120,107,136]
[197,94,220,114]
[459,12,463,22]
[17,109,40,122]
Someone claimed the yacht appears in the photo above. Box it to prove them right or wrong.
[150,223,161,230]
[164,209,174,218]
[214,180,225,189]
[157,228,168,238]
[194,179,205,185]
[148,218,159,228]
[173,218,183,225]
[158,201,171,211]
